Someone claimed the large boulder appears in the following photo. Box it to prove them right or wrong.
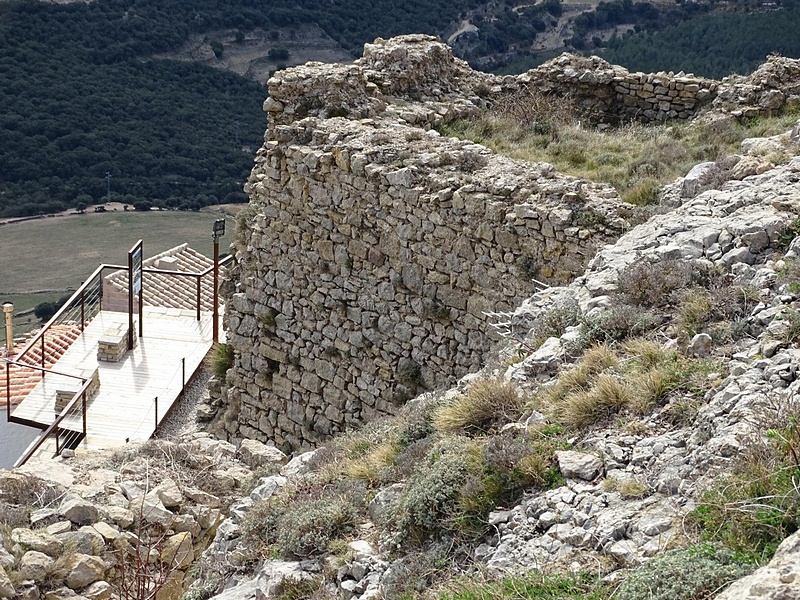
[18,551,54,583]
[714,529,800,599]
[155,479,183,509]
[0,565,15,598]
[555,450,604,481]
[161,532,194,570]
[59,496,99,526]
[11,528,63,557]
[102,506,134,529]
[62,553,105,589]
[238,440,287,470]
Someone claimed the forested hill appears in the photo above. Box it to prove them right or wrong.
[0,0,478,218]
[601,1,800,78]
[2,0,800,218]
[0,0,284,217]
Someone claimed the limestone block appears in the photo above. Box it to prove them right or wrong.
[18,551,54,583]
[238,439,288,469]
[555,451,603,481]
[11,529,63,557]
[0,568,14,599]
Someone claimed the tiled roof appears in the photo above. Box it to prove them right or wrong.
[104,244,218,311]
[2,324,83,408]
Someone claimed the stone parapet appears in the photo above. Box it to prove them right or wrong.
[507,53,718,123]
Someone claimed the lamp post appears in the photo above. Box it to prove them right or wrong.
[212,219,226,343]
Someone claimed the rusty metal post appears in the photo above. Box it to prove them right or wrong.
[154,396,158,434]
[5,362,10,421]
[211,219,225,343]
[212,237,220,341]
[80,290,85,331]
[196,276,201,321]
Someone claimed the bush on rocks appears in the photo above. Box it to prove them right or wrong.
[615,545,753,600]
[277,496,356,558]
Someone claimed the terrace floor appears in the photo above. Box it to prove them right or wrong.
[10,307,219,462]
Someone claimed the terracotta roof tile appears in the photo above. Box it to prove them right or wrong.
[2,323,84,408]
[104,244,221,311]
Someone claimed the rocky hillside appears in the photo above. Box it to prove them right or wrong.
[3,36,800,600]
[191,119,800,599]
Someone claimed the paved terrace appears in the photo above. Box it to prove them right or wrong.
[10,307,219,457]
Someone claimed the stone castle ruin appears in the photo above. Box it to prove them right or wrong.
[222,34,800,452]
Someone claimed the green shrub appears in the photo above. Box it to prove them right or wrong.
[211,343,234,377]
[616,258,694,308]
[577,304,661,347]
[777,307,800,344]
[381,544,455,600]
[240,497,285,559]
[528,299,581,343]
[277,496,355,557]
[622,177,661,206]
[391,437,481,543]
[689,463,800,562]
[615,545,753,600]
[481,427,566,492]
[439,571,609,600]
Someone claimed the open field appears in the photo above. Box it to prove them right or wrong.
[0,207,241,337]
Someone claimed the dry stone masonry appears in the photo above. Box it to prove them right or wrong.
[223,35,800,452]
[507,53,718,123]
[223,35,631,451]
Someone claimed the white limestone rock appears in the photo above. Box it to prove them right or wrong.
[238,440,288,470]
[59,497,99,527]
[555,451,604,481]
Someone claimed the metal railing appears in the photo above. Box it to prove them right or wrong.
[14,263,117,372]
[11,366,91,467]
[5,253,232,466]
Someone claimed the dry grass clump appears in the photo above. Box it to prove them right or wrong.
[533,340,723,430]
[560,374,631,429]
[602,477,650,499]
[622,338,670,369]
[440,101,800,206]
[310,418,401,487]
[433,378,524,433]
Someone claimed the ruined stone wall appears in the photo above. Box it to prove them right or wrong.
[510,54,719,123]
[222,36,630,451]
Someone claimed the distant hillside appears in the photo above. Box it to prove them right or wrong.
[2,0,800,217]
[600,2,800,78]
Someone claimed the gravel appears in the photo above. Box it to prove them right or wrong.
[155,368,212,441]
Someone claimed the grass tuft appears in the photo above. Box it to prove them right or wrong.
[433,379,524,433]
[439,104,800,208]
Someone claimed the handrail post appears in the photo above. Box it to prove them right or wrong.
[154,396,158,434]
[40,335,45,377]
[196,276,201,321]
[80,289,85,331]
[182,358,185,392]
[5,362,10,421]
[82,390,87,438]
[56,427,60,455]
[212,235,220,341]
